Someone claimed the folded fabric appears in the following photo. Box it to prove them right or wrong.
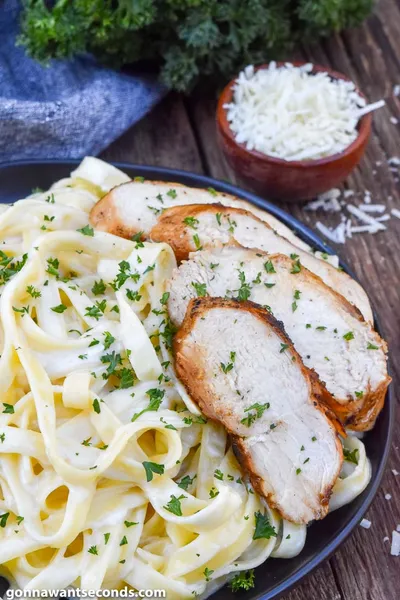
[0,0,166,163]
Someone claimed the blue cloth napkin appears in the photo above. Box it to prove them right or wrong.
[0,1,166,163]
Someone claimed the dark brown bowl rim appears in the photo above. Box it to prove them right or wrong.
[217,61,372,168]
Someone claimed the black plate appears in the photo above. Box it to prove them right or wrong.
[0,160,394,599]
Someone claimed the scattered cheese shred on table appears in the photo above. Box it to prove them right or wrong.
[391,531,400,556]
[224,62,384,161]
[360,518,372,529]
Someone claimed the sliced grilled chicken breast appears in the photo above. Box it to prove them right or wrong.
[150,203,372,322]
[168,247,390,431]
[89,179,312,252]
[174,297,343,524]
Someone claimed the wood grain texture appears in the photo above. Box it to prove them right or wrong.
[101,1,399,597]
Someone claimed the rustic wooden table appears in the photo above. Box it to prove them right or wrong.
[101,1,399,597]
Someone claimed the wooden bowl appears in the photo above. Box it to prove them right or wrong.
[216,62,372,202]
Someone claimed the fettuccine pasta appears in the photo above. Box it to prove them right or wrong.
[0,158,371,597]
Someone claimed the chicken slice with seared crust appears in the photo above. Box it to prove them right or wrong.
[150,203,372,322]
[89,179,312,252]
[168,247,390,431]
[174,297,343,524]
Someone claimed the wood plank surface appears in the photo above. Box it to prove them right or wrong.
[102,1,399,597]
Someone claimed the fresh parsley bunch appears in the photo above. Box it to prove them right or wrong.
[19,0,373,92]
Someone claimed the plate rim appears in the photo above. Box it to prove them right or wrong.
[0,159,394,600]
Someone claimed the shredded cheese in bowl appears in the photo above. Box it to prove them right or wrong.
[224,62,384,162]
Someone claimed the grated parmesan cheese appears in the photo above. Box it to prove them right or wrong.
[358,204,386,213]
[224,62,385,161]
[385,493,392,500]
[360,518,371,529]
[346,205,387,231]
[391,531,400,556]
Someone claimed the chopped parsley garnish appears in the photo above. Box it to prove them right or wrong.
[45,194,55,203]
[132,231,144,247]
[316,326,327,331]
[82,437,92,446]
[220,352,236,374]
[131,388,165,422]
[89,339,99,347]
[203,567,214,582]
[216,213,222,226]
[92,399,101,414]
[227,217,237,234]
[26,285,41,298]
[160,416,176,430]
[110,260,136,291]
[214,469,224,481]
[103,331,115,349]
[88,545,98,555]
[280,343,289,353]
[78,354,88,360]
[343,331,354,341]
[46,257,60,277]
[120,536,128,546]
[183,216,199,229]
[163,494,186,516]
[229,570,255,592]
[124,520,138,527]
[77,225,94,236]
[134,176,145,183]
[0,433,5,443]
[0,513,10,527]
[191,281,208,297]
[104,532,110,544]
[253,511,276,540]
[101,351,122,377]
[343,448,359,465]
[296,468,302,475]
[236,271,251,301]
[143,461,165,482]
[209,487,219,498]
[193,233,202,250]
[3,404,14,414]
[355,391,364,398]
[167,189,177,199]
[91,279,106,295]
[16,516,24,525]
[240,402,270,427]
[264,260,276,274]
[13,305,30,316]
[0,252,28,287]
[85,300,107,320]
[178,474,195,490]
[160,292,170,305]
[367,342,379,350]
[126,289,142,302]
[312,436,317,442]
[208,187,218,196]
[290,259,302,274]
